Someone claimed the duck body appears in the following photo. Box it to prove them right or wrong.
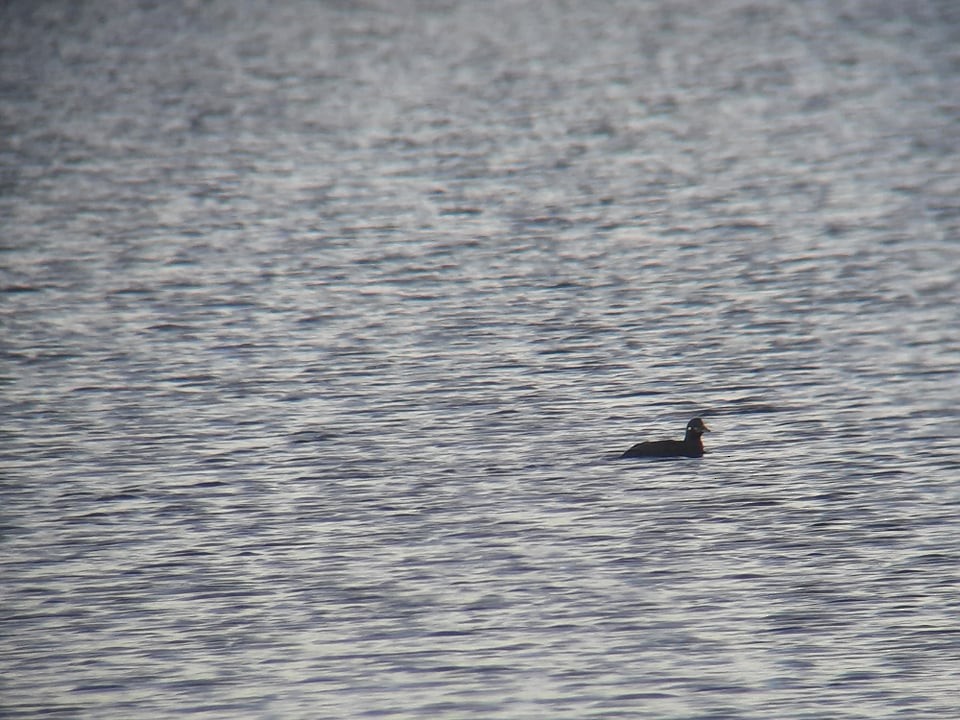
[620,418,709,459]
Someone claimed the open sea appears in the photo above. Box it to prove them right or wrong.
[2,1,959,718]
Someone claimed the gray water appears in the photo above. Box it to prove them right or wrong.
[2,1,959,718]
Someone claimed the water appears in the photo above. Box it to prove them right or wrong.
[2,1,959,717]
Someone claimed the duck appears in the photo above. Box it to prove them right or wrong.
[620,418,710,459]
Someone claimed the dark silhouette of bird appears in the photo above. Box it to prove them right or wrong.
[620,418,710,459]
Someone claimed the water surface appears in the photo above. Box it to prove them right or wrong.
[2,1,959,718]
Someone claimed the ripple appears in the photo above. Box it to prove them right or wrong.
[2,1,959,718]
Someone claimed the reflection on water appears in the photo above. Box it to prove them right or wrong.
[2,0,959,718]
